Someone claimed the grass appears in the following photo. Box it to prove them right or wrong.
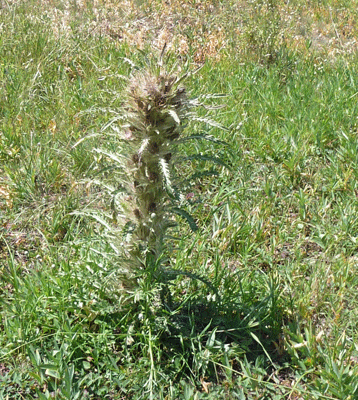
[1,0,358,398]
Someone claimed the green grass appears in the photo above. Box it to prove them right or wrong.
[1,1,358,399]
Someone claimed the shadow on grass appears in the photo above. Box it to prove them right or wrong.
[96,269,291,397]
[0,251,290,399]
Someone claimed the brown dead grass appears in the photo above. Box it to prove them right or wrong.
[3,0,357,62]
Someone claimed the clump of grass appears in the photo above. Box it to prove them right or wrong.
[240,0,284,64]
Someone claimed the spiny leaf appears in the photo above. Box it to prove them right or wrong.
[70,210,113,230]
[110,187,128,219]
[191,116,229,131]
[101,115,126,132]
[92,164,122,177]
[168,109,181,124]
[72,132,101,149]
[87,179,118,194]
[93,148,126,166]
[164,269,218,298]
[180,154,230,169]
[159,157,174,194]
[171,207,198,232]
[186,168,219,181]
[178,133,228,146]
[138,138,150,157]
[189,93,227,109]
[197,93,228,100]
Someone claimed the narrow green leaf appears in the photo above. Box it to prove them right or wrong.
[250,332,275,366]
[206,327,217,348]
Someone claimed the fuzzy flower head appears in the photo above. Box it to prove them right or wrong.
[127,72,188,142]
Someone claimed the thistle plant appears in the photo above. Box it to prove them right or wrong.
[93,53,226,291]
[121,68,189,269]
